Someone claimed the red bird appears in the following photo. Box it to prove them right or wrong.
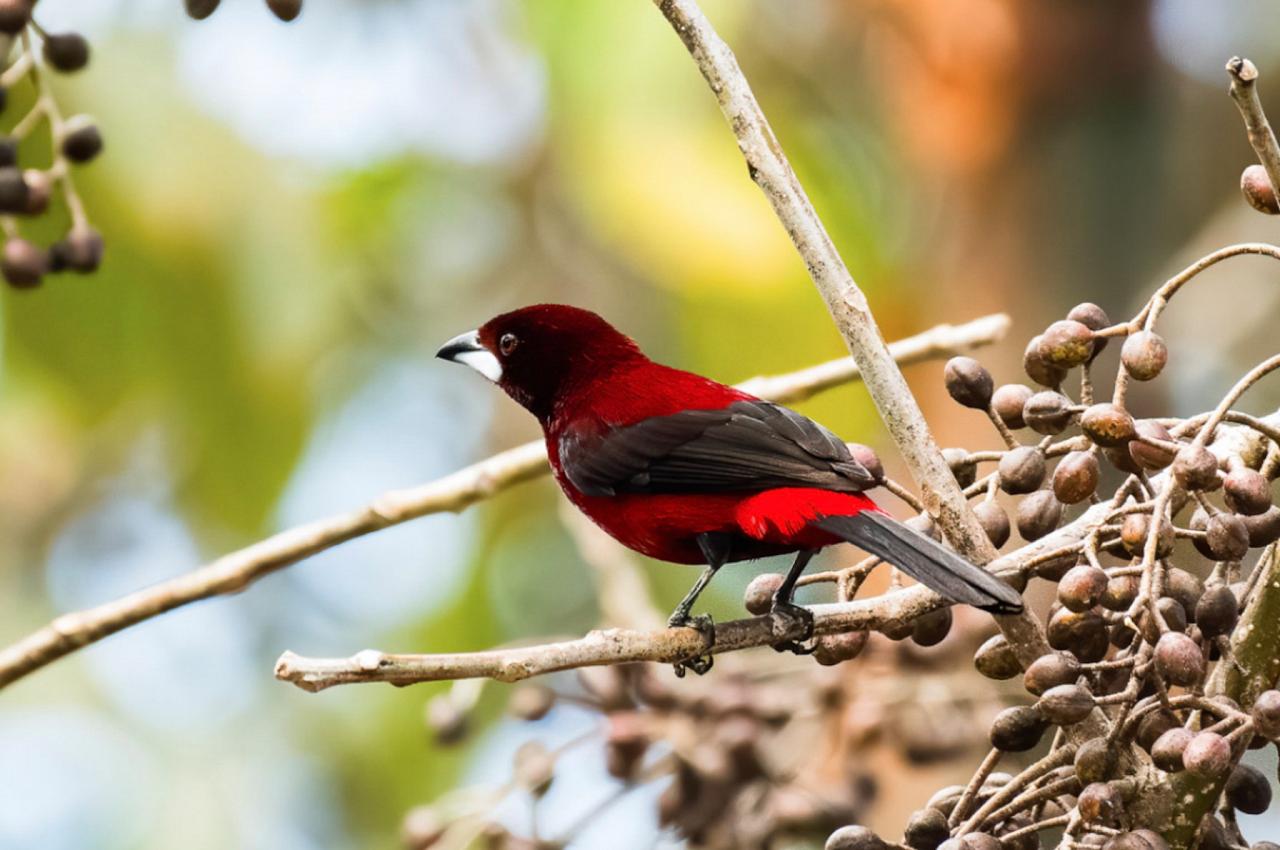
[438,305,1021,673]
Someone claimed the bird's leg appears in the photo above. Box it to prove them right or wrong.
[668,532,732,677]
[770,549,818,655]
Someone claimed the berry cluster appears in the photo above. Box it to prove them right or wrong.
[0,3,103,288]
[401,624,1018,850]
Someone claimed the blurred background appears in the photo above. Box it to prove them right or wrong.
[3,0,1280,847]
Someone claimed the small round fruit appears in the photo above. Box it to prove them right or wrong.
[813,630,869,666]
[974,634,1020,680]
[1024,336,1067,387]
[990,705,1048,752]
[1023,391,1073,435]
[1036,683,1094,726]
[266,0,303,21]
[1155,632,1205,687]
[1224,468,1273,516]
[1058,565,1108,612]
[1173,445,1220,491]
[1,237,45,288]
[1016,491,1063,541]
[1195,585,1239,639]
[1206,513,1250,561]
[992,384,1033,429]
[1067,302,1112,359]
[42,32,90,72]
[1129,420,1177,469]
[1242,163,1280,214]
[972,501,1010,548]
[1182,731,1232,778]
[1121,331,1168,381]
[998,446,1046,495]
[60,116,103,163]
[1225,763,1271,814]
[847,443,884,483]
[1038,320,1095,368]
[744,573,783,615]
[944,356,994,409]
[1151,727,1192,772]
[1081,403,1136,447]
[1053,451,1100,504]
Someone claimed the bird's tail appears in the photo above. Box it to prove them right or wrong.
[813,512,1023,614]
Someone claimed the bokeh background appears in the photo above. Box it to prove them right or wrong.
[4,0,1280,847]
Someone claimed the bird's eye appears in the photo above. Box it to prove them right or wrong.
[499,333,519,356]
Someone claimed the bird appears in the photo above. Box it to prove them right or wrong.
[437,304,1022,674]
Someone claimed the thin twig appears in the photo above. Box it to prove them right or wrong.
[1227,57,1280,204]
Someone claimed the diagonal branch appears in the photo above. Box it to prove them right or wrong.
[651,0,1053,672]
[1227,57,1280,203]
[0,315,1007,691]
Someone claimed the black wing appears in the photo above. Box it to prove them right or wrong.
[559,400,876,497]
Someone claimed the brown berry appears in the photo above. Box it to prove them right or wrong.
[903,807,949,850]
[1,236,45,288]
[1121,331,1168,381]
[1129,420,1177,469]
[813,630,869,665]
[1037,683,1094,726]
[1206,512,1250,561]
[1195,585,1239,639]
[42,33,89,72]
[266,0,303,21]
[1024,335,1067,387]
[61,116,102,163]
[972,501,1010,548]
[0,0,30,34]
[910,608,953,648]
[944,356,994,409]
[992,384,1032,429]
[1243,506,1280,546]
[1068,302,1112,358]
[1047,607,1108,662]
[1023,391,1074,435]
[1136,710,1180,752]
[1016,491,1063,541]
[1225,763,1271,814]
[1081,403,1136,447]
[1024,651,1081,696]
[1078,781,1123,825]
[1225,468,1272,516]
[1101,574,1139,611]
[1139,598,1188,644]
[744,573,783,615]
[52,227,104,273]
[1075,737,1114,784]
[1173,445,1221,491]
[990,705,1048,751]
[1183,731,1232,778]
[509,684,555,721]
[998,446,1045,495]
[1165,567,1204,616]
[1120,513,1174,557]
[1155,632,1205,687]
[1241,163,1280,214]
[1038,320,1095,368]
[1251,690,1280,739]
[1053,451,1100,504]
[974,634,1021,680]
[847,443,884,483]
[1151,727,1192,772]
[0,165,28,214]
[185,0,222,19]
[1058,565,1108,612]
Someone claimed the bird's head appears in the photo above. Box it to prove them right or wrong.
[437,304,645,419]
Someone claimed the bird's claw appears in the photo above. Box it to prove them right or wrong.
[769,601,817,655]
[668,612,715,677]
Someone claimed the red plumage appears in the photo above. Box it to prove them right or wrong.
[438,304,1022,671]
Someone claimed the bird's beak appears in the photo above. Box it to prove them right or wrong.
[436,329,503,382]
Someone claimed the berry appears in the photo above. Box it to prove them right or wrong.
[1155,632,1205,687]
[1241,163,1280,214]
[266,0,303,22]
[998,446,1045,495]
[1023,391,1073,435]
[1053,451,1100,504]
[42,33,90,72]
[744,573,783,615]
[1,236,45,288]
[1024,335,1067,387]
[1081,403,1135,447]
[944,356,994,409]
[972,501,1010,548]
[61,116,103,163]
[1016,491,1063,541]
[992,384,1032,429]
[1038,320,1095,368]
[1121,331,1168,381]
[1182,731,1231,778]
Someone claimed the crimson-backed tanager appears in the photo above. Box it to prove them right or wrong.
[438,305,1022,673]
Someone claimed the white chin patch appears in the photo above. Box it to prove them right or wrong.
[455,349,503,383]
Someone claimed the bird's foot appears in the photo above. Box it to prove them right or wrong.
[668,611,715,677]
[769,601,816,655]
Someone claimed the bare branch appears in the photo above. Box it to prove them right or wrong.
[274,501,1106,692]
[1227,57,1280,202]
[0,315,1007,691]
[651,0,1053,672]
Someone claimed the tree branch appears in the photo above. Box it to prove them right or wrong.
[651,0,1053,671]
[0,315,1007,691]
[275,501,1099,692]
[1227,57,1280,201]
